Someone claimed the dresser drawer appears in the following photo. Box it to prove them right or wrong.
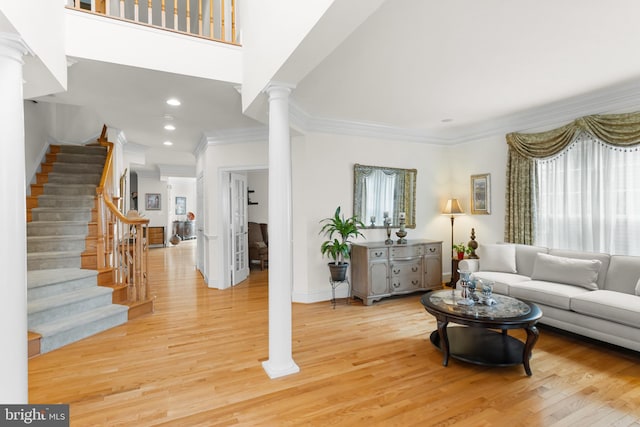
[390,245,423,258]
[369,248,388,260]
[424,244,441,256]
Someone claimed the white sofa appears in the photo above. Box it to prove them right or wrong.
[459,244,640,352]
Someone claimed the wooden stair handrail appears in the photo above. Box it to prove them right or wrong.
[94,125,150,306]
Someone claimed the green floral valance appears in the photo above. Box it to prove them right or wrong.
[505,111,640,244]
[506,112,640,160]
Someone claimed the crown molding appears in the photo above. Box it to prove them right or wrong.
[288,77,640,144]
[201,127,268,147]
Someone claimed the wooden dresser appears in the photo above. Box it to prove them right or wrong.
[351,239,442,305]
[147,226,165,247]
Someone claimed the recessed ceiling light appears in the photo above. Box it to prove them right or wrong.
[166,98,181,106]
[164,124,176,131]
[163,141,173,146]
[441,118,453,123]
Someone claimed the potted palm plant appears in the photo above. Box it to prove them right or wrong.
[319,206,365,282]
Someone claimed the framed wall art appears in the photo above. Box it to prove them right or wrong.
[175,196,186,215]
[145,193,161,210]
[470,174,491,215]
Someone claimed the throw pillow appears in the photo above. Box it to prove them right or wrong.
[531,253,601,290]
[477,244,517,273]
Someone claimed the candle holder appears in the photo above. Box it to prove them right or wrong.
[384,216,393,245]
[396,216,407,244]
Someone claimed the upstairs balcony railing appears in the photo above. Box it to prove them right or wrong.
[68,0,238,45]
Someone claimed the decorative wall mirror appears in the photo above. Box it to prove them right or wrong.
[353,164,417,229]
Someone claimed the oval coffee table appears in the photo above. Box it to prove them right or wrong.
[420,290,542,376]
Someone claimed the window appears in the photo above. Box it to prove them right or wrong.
[536,132,640,255]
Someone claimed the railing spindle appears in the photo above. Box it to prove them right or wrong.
[173,0,178,30]
[198,0,203,36]
[209,0,214,39]
[231,0,236,43]
[220,0,225,41]
[161,0,166,28]
[186,0,191,33]
[68,0,239,45]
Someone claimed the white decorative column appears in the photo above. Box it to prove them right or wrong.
[0,33,30,403]
[262,82,299,379]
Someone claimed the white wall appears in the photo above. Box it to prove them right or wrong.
[247,169,268,223]
[24,101,55,189]
[291,132,451,303]
[241,0,334,111]
[168,176,197,223]
[0,0,67,98]
[448,135,509,249]
[137,172,169,232]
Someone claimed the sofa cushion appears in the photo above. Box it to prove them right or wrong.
[531,253,601,290]
[470,271,529,296]
[571,290,640,328]
[477,244,516,273]
[604,255,640,295]
[514,244,549,277]
[549,249,610,289]
[509,280,591,310]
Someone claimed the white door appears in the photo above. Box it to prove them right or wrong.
[230,173,249,285]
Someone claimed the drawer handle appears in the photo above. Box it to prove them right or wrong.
[393,282,400,288]
[412,267,418,272]
[393,268,401,274]
[374,251,384,257]
[429,247,436,253]
[412,280,419,286]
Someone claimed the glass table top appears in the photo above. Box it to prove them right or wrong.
[426,289,531,320]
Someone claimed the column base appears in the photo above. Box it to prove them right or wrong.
[262,359,300,379]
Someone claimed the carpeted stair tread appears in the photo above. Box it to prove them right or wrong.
[27,250,83,270]
[42,183,97,196]
[30,208,91,222]
[27,235,86,253]
[35,194,95,208]
[28,268,97,289]
[30,304,128,353]
[46,172,102,185]
[28,286,114,317]
[56,144,107,155]
[53,153,107,164]
[51,162,104,174]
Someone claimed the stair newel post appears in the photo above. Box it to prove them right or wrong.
[134,223,145,301]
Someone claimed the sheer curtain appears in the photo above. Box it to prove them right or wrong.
[536,132,640,255]
[364,171,397,223]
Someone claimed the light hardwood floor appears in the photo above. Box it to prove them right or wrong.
[29,241,640,426]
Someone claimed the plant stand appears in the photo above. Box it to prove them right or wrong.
[329,276,350,309]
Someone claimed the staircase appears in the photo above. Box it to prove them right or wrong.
[27,144,129,355]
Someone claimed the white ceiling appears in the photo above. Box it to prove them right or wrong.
[295,0,640,138]
[33,0,640,170]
